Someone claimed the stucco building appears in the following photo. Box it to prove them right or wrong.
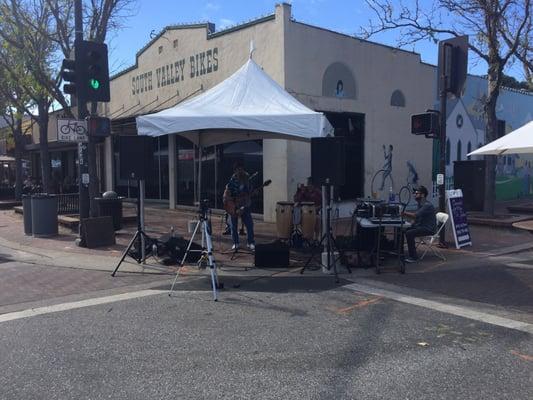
[103,2,437,221]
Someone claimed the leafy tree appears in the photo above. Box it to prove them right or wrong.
[500,73,531,91]
[0,69,30,200]
[0,0,58,193]
[363,0,531,215]
[46,0,136,215]
[0,0,135,209]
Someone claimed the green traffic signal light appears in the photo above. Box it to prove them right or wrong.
[90,78,100,90]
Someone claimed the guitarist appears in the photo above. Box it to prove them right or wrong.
[223,161,255,251]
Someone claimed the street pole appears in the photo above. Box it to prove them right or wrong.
[438,57,448,245]
[75,0,90,240]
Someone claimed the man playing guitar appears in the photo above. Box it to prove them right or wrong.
[223,161,255,251]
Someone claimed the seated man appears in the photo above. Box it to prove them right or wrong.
[402,185,436,263]
[293,177,322,240]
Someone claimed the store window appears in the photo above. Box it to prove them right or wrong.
[174,138,264,212]
[114,135,169,200]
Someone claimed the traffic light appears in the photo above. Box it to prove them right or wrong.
[61,58,77,95]
[411,112,439,138]
[86,116,111,137]
[76,40,110,102]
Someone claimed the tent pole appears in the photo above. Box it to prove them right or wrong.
[193,145,197,204]
[198,133,203,204]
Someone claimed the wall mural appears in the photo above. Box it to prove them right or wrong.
[379,144,393,191]
[372,143,420,202]
[444,74,533,200]
[322,62,356,99]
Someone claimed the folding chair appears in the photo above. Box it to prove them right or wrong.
[417,212,449,261]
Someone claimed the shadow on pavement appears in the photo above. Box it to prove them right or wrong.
[154,275,351,293]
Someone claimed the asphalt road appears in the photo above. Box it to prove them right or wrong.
[1,282,531,400]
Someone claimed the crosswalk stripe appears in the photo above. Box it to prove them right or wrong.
[346,283,533,334]
[0,289,167,323]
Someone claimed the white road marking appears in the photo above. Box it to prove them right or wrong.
[346,283,533,334]
[0,290,166,323]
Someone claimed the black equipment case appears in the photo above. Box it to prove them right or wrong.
[254,240,290,268]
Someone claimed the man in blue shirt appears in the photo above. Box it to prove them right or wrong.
[402,185,436,263]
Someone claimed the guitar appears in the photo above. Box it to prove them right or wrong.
[223,179,272,216]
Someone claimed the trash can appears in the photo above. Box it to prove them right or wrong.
[31,193,58,237]
[22,194,32,235]
[95,195,124,231]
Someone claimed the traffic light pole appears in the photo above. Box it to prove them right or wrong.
[438,69,447,246]
[75,0,90,232]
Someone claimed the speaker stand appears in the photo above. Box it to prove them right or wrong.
[112,180,151,276]
[300,181,351,282]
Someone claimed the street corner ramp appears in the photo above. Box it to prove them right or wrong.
[152,275,351,294]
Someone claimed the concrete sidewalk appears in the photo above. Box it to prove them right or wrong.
[1,203,532,328]
[2,202,533,267]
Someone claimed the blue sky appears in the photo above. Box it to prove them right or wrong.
[107,0,522,80]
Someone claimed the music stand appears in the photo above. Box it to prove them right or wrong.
[111,180,151,276]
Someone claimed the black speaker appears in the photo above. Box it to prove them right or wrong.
[311,137,345,186]
[81,216,115,248]
[454,160,486,211]
[118,136,154,180]
[254,240,290,268]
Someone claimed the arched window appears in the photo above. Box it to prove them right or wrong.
[457,140,462,161]
[446,139,451,165]
[390,90,406,107]
[467,142,472,160]
[321,62,357,99]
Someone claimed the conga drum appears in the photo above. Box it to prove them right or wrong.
[276,201,294,239]
[300,202,317,240]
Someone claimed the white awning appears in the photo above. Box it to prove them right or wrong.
[468,120,533,156]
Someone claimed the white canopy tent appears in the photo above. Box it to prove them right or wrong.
[136,58,333,202]
[468,120,533,156]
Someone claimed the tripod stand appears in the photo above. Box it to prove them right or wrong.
[112,180,151,277]
[301,181,350,283]
[169,200,220,301]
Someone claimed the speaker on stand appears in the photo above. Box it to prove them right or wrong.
[311,137,346,187]
[112,136,155,276]
[305,137,350,282]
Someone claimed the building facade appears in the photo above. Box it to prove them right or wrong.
[104,3,437,221]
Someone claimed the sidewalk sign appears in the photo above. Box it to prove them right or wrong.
[446,189,472,249]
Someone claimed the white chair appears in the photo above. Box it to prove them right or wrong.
[417,212,449,261]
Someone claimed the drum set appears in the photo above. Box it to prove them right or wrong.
[275,201,318,245]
